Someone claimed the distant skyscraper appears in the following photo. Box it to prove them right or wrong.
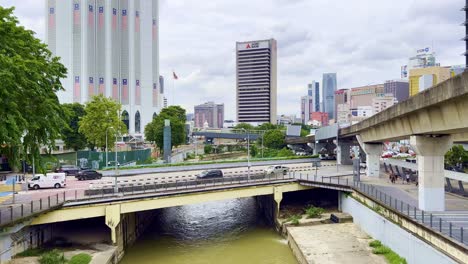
[322,73,337,120]
[301,81,320,125]
[384,80,409,102]
[46,0,162,137]
[236,38,277,124]
[194,102,224,129]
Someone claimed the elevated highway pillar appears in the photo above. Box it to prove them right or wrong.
[337,142,353,165]
[410,135,452,211]
[357,136,382,177]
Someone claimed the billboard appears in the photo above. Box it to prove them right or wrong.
[401,65,408,78]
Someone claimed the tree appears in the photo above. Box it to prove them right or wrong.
[0,7,68,169]
[277,147,294,157]
[78,95,127,150]
[144,106,187,152]
[257,123,277,131]
[204,144,213,154]
[250,145,258,157]
[445,145,468,168]
[61,103,87,151]
[234,123,255,130]
[263,129,286,149]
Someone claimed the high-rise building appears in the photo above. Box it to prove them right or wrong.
[300,81,320,125]
[401,47,438,79]
[409,66,451,96]
[322,73,337,120]
[350,84,384,109]
[309,81,320,112]
[236,39,277,124]
[384,80,409,102]
[334,89,350,125]
[194,102,224,129]
[372,94,397,114]
[46,0,162,137]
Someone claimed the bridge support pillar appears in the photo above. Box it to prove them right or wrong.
[105,204,121,245]
[314,143,326,155]
[337,142,353,165]
[273,188,283,219]
[410,135,452,211]
[357,136,382,178]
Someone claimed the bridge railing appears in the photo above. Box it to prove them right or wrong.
[354,181,466,246]
[293,172,467,246]
[0,191,68,227]
[78,172,297,201]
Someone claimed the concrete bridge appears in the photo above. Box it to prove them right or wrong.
[0,167,467,263]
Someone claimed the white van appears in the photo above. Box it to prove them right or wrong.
[28,173,66,190]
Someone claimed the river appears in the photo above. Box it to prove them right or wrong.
[120,197,297,264]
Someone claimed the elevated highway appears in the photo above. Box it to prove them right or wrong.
[291,72,468,212]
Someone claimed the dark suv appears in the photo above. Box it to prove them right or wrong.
[76,170,102,180]
[55,165,80,176]
[197,170,223,179]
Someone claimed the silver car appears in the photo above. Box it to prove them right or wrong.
[264,165,289,175]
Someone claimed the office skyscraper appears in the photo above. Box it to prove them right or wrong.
[322,73,337,120]
[46,0,162,137]
[301,81,320,125]
[236,39,277,124]
[194,102,224,129]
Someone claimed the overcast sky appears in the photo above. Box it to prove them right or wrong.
[0,0,465,119]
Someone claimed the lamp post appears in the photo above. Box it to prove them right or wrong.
[114,133,119,193]
[106,127,114,169]
[241,128,251,179]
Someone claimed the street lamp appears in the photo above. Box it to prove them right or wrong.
[114,133,119,193]
[106,127,114,169]
[241,128,251,179]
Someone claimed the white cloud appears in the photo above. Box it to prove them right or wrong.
[1,0,465,120]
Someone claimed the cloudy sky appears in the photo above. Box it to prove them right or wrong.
[0,0,465,119]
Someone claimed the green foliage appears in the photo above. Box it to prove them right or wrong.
[263,129,285,149]
[276,147,294,157]
[144,106,186,153]
[287,214,302,225]
[61,103,87,151]
[78,95,127,150]
[204,144,213,154]
[68,253,92,264]
[39,250,66,264]
[234,123,255,130]
[16,248,44,257]
[445,145,468,167]
[0,6,68,169]
[249,145,258,157]
[136,157,153,165]
[257,123,277,131]
[369,240,407,264]
[305,206,325,218]
[369,240,382,248]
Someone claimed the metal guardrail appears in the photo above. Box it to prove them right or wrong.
[353,181,467,246]
[0,192,67,227]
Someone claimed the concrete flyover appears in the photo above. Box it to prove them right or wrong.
[330,72,468,212]
[192,131,261,140]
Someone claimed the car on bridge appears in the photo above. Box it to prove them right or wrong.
[76,170,103,181]
[196,170,223,179]
[28,173,66,190]
[54,164,81,176]
[264,165,289,175]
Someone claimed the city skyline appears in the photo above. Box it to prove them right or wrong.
[0,0,464,120]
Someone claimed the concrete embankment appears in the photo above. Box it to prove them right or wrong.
[279,213,386,264]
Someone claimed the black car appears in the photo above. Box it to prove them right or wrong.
[197,170,223,179]
[76,169,102,180]
[55,165,81,176]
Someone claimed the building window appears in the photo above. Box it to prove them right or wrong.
[121,110,130,130]
[135,111,141,133]
[153,112,157,120]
